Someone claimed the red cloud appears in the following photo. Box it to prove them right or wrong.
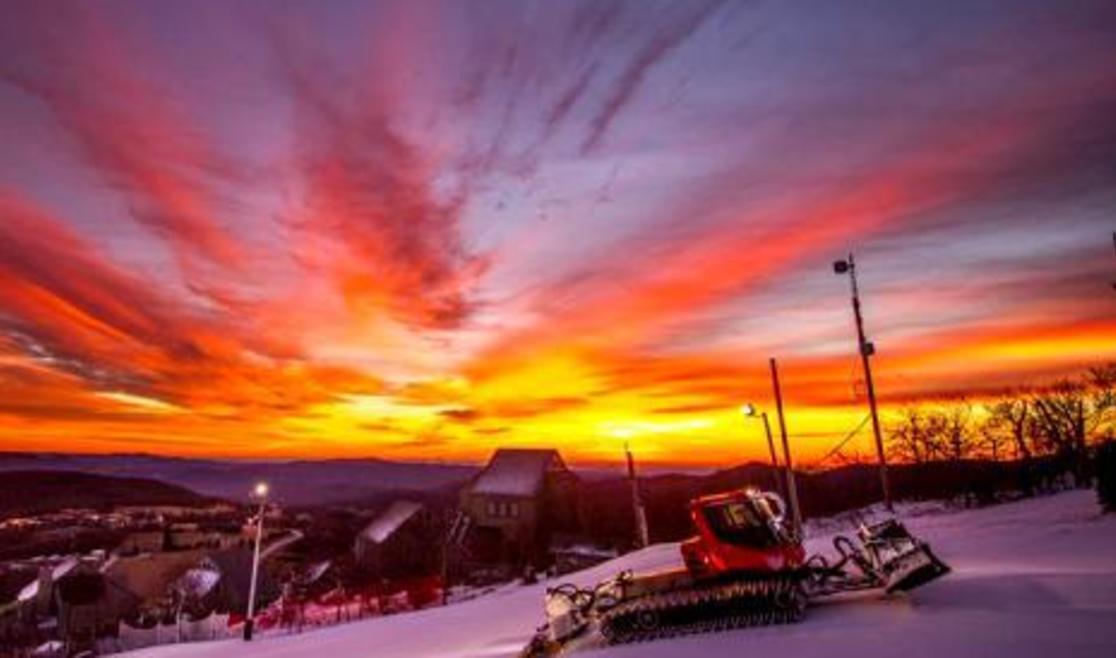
[276,28,488,330]
[1,3,245,272]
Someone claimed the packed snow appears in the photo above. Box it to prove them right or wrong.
[125,490,1116,658]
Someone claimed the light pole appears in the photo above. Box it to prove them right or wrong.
[768,358,802,536]
[833,253,893,512]
[244,481,268,641]
[740,403,783,495]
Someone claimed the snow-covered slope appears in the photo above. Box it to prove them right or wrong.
[128,491,1116,658]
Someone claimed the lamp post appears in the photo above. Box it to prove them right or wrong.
[768,358,802,536]
[244,481,268,641]
[833,253,892,512]
[740,403,783,495]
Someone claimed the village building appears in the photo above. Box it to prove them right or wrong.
[116,530,166,555]
[52,564,138,652]
[459,449,580,568]
[166,523,243,551]
[188,549,280,616]
[103,550,205,617]
[353,501,442,580]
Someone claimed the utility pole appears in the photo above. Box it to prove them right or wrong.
[625,443,650,548]
[834,254,892,512]
[769,358,802,536]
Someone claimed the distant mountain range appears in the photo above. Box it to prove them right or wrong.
[0,470,215,517]
[0,453,478,506]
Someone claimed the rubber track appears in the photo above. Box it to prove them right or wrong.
[599,575,807,645]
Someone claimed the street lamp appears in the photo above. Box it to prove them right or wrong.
[767,358,802,536]
[244,481,268,641]
[740,404,783,495]
[833,253,892,511]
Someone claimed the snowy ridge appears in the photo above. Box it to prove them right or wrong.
[124,491,1116,658]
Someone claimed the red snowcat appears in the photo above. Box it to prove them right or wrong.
[520,488,949,656]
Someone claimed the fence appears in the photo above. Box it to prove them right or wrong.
[90,576,444,655]
[95,612,232,654]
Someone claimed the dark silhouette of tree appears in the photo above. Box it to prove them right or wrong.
[942,402,976,461]
[1030,364,1116,483]
[888,407,938,464]
[982,396,1038,493]
[1097,441,1116,513]
[983,397,1035,461]
[888,405,976,463]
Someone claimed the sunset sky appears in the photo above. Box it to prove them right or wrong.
[1,1,1114,467]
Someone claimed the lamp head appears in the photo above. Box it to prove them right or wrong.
[833,259,850,274]
[253,482,269,498]
[740,403,757,417]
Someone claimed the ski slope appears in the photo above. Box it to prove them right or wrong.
[127,490,1116,658]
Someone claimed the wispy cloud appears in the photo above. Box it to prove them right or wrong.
[0,3,245,273]
[581,0,726,153]
[0,0,1114,462]
[274,26,489,330]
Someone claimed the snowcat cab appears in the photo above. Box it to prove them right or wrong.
[681,489,805,577]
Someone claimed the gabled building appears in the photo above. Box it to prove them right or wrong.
[459,449,580,568]
[194,549,280,616]
[53,564,138,653]
[353,501,441,579]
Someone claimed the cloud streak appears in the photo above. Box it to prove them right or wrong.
[0,0,1114,463]
[0,3,245,273]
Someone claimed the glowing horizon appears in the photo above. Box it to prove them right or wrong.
[1,1,1115,467]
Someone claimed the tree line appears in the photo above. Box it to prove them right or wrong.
[886,363,1116,486]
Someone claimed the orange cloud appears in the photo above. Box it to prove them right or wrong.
[1,1,1114,465]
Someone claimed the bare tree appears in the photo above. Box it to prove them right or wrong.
[977,423,1006,461]
[888,408,928,463]
[1086,363,1116,438]
[1029,364,1116,483]
[888,407,948,463]
[942,402,975,461]
[983,396,1035,461]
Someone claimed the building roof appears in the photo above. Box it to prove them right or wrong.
[104,550,202,603]
[467,449,568,497]
[179,567,221,598]
[360,501,424,544]
[17,558,78,602]
[302,560,333,585]
[0,569,37,606]
[202,549,279,613]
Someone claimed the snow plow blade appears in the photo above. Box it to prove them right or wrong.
[855,519,951,593]
[883,543,951,592]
